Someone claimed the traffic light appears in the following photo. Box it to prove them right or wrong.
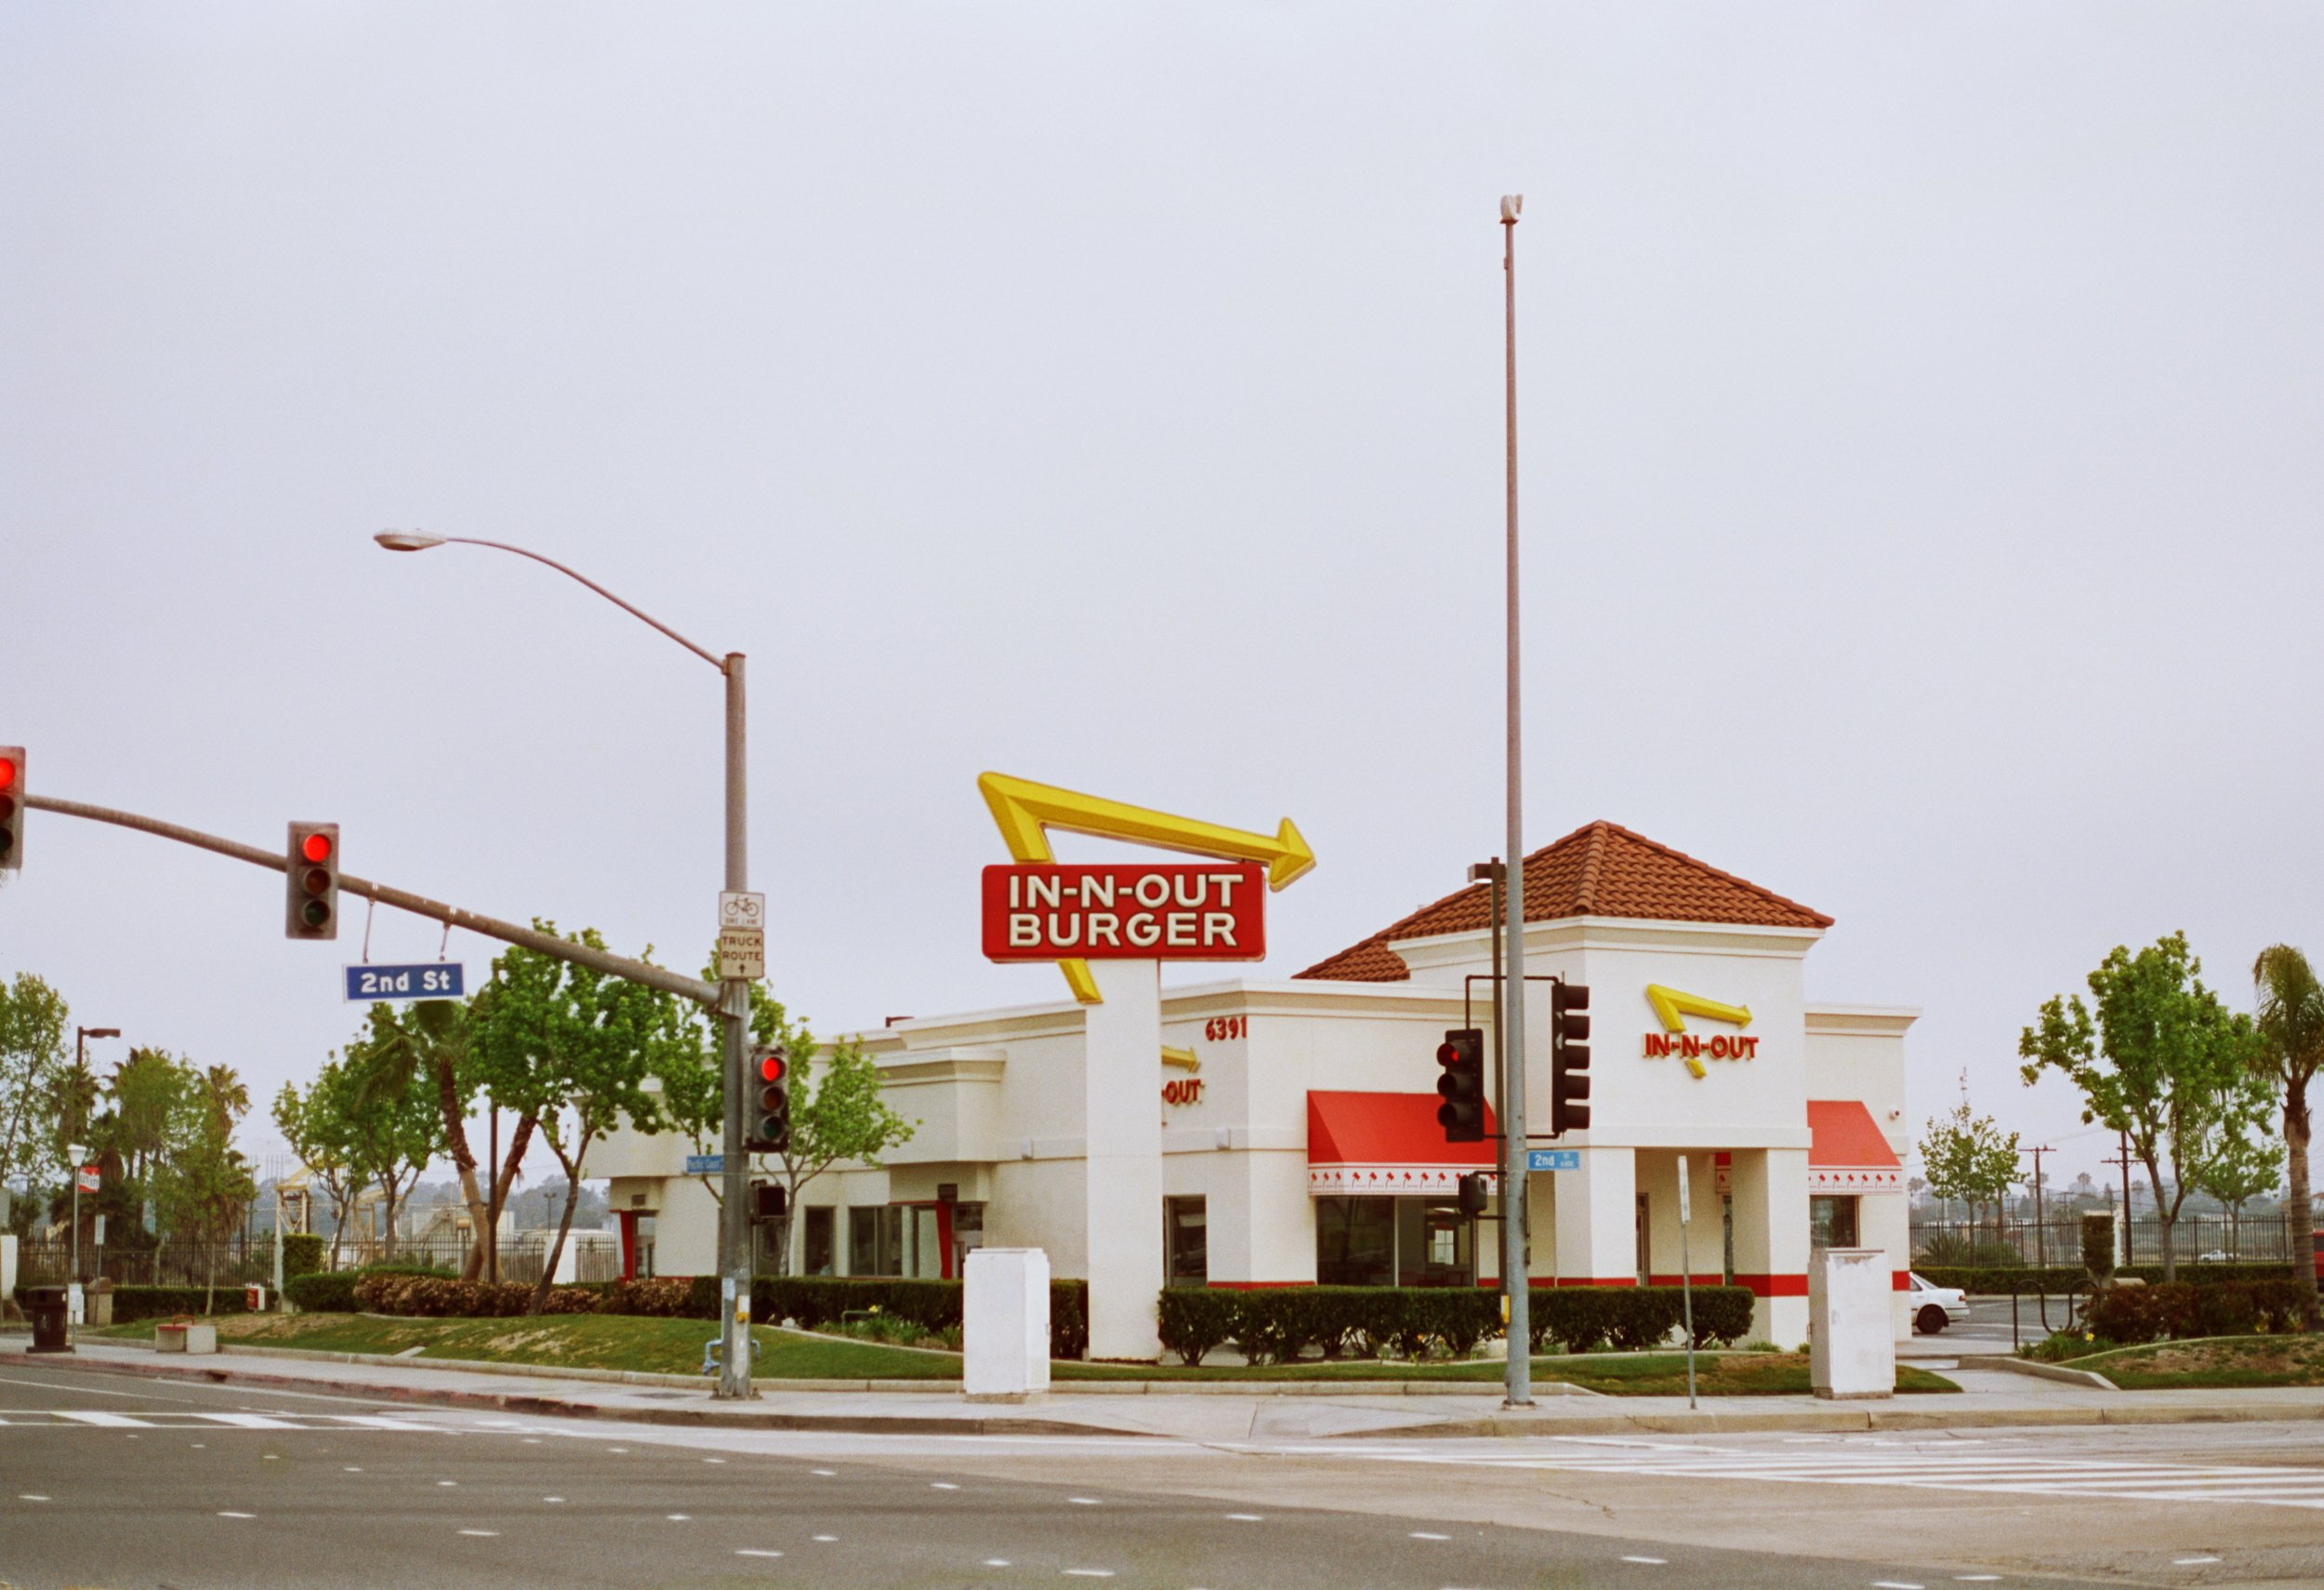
[1551,979,1591,1134]
[750,1182,789,1223]
[1456,1172,1489,1216]
[1435,1027,1486,1143]
[744,1044,790,1154]
[284,822,340,940]
[0,747,21,871]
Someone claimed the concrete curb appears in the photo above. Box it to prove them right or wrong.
[1957,1353,2118,1391]
[1354,1399,2324,1438]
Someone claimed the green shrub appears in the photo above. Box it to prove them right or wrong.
[746,1276,1088,1360]
[280,1234,326,1279]
[2082,1279,2317,1345]
[1918,1262,2301,1294]
[1525,1287,1755,1354]
[1157,1288,1241,1366]
[1685,1287,1756,1348]
[600,1277,716,1318]
[2080,1213,2116,1279]
[100,1286,256,1323]
[1913,1233,2024,1269]
[354,1274,604,1318]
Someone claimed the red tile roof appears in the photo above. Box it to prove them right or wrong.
[1294,820,1830,983]
[1307,1091,1499,1169]
[1807,1099,1901,1169]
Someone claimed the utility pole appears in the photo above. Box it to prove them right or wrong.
[2024,1145,2048,1269]
[2107,1132,2136,1269]
[70,1026,119,1286]
[1498,192,1531,1411]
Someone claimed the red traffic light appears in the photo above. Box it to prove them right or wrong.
[759,1053,786,1083]
[0,757,15,790]
[1436,1041,1462,1067]
[301,830,334,864]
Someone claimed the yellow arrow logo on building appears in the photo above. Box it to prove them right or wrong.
[1644,984,1753,1079]
[978,772,1317,1004]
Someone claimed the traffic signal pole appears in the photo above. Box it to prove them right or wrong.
[717,653,755,1402]
[1499,193,1532,1410]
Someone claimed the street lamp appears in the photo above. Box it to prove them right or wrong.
[72,1027,120,1287]
[374,530,757,1400]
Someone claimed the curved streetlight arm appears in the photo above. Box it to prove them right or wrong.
[426,537,727,670]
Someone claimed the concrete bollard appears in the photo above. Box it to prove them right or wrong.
[964,1248,1050,1402]
[1810,1246,1895,1399]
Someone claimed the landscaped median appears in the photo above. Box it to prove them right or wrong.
[86,1310,1958,1395]
[2022,1334,2324,1391]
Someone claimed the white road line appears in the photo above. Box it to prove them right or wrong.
[2173,1557,2222,1566]
[544,1497,566,1504]
[984,1559,1012,1568]
[1063,1572,1115,1580]
[1871,1582,1925,1589]
[198,1412,301,1429]
[1619,1557,1667,1565]
[459,1529,500,1537]
[1067,1496,1101,1505]
[932,1481,960,1490]
[18,1494,51,1502]
[812,1467,837,1477]
[736,1548,785,1557]
[58,1411,150,1427]
[1224,1512,1262,1521]
[667,1513,692,1521]
[812,1533,838,1542]
[218,1511,255,1519]
[1409,1531,1450,1541]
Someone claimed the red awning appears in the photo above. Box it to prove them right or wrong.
[1307,1091,1496,1197]
[1807,1098,1903,1193]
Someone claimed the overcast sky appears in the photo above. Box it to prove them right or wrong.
[7,5,2320,1189]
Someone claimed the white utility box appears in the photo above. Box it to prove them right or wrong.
[1810,1246,1895,1400]
[964,1247,1050,1401]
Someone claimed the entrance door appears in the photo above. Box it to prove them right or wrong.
[1636,1194,1652,1285]
[1165,1197,1208,1286]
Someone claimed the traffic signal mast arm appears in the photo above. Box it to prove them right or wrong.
[24,792,720,1006]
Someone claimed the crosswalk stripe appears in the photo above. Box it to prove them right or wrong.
[56,1411,151,1427]
[198,1413,304,1429]
[1361,1444,2324,1511]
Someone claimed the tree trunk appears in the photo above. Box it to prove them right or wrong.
[527,1142,588,1317]
[486,1112,537,1284]
[2158,1208,2176,1282]
[434,1059,492,1281]
[2288,1076,2316,1305]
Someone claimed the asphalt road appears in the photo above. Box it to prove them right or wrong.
[2,1360,2314,1590]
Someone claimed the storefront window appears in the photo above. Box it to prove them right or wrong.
[1316,1197,1395,1286]
[1810,1195,1860,1250]
[802,1207,835,1276]
[1165,1197,1208,1286]
[1318,1196,1472,1287]
[849,1205,908,1276]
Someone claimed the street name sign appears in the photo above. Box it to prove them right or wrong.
[717,927,765,979]
[344,962,467,1003]
[76,1165,99,1193]
[1527,1148,1581,1173]
[982,862,1267,961]
[685,1154,725,1174]
[720,891,765,930]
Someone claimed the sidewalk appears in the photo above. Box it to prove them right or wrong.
[6,1335,2321,1442]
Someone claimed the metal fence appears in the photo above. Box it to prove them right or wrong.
[1909,1212,2301,1267]
[13,1233,631,1288]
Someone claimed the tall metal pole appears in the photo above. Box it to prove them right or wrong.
[1499,194,1532,1409]
[71,1027,85,1287]
[718,653,755,1399]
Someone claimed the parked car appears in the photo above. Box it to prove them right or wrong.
[2195,1250,2230,1263]
[1908,1271,1971,1335]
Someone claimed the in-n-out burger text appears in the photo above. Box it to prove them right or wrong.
[1162,1078,1204,1106]
[981,863,1266,961]
[1644,1032,1760,1061]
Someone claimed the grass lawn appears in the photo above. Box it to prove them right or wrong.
[88,1312,958,1381]
[86,1315,1955,1393]
[2072,1335,2324,1390]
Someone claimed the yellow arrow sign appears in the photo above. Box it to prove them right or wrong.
[979,772,1317,1003]
[1161,1045,1200,1073]
[1644,984,1754,1034]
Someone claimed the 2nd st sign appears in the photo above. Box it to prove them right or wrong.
[345,962,466,1002]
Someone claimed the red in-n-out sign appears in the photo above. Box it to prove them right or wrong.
[982,863,1266,961]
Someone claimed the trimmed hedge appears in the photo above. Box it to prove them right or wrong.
[285,1265,462,1314]
[751,1277,1089,1361]
[1154,1285,1757,1367]
[2082,1279,2317,1345]
[1918,1262,2301,1294]
[97,1287,255,1324]
[282,1234,326,1279]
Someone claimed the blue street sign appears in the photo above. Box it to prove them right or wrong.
[1527,1148,1581,1173]
[685,1154,725,1175]
[344,962,466,1003]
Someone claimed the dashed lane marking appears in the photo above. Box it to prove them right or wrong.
[1620,1557,1667,1565]
[459,1529,500,1538]
[1224,1513,1261,1521]
[218,1511,255,1519]
[1409,1532,1450,1541]
[736,1549,785,1558]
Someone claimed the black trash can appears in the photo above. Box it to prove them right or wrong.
[25,1284,73,1354]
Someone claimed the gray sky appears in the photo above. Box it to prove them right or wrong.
[6,5,2320,1189]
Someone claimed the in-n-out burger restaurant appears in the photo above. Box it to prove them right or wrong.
[603,807,1918,1357]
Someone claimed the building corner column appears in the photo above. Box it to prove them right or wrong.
[1081,959,1164,1359]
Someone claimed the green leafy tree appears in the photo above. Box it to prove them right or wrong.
[151,1065,257,1311]
[1917,1100,2022,1248]
[0,972,71,1200]
[2196,1128,2283,1256]
[342,1012,452,1262]
[662,965,914,1277]
[272,1063,364,1267]
[96,1047,194,1186]
[2250,944,2323,1305]
[472,925,696,1313]
[358,998,531,1279]
[2020,932,2275,1280]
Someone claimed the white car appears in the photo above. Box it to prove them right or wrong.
[1908,1272,1971,1335]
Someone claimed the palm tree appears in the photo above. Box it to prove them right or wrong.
[2251,945,2322,1308]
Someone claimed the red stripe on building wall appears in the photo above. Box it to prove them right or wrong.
[1541,1275,1639,1288]
[1646,1273,1730,1288]
[1207,1279,1314,1290]
[1732,1273,1809,1298]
